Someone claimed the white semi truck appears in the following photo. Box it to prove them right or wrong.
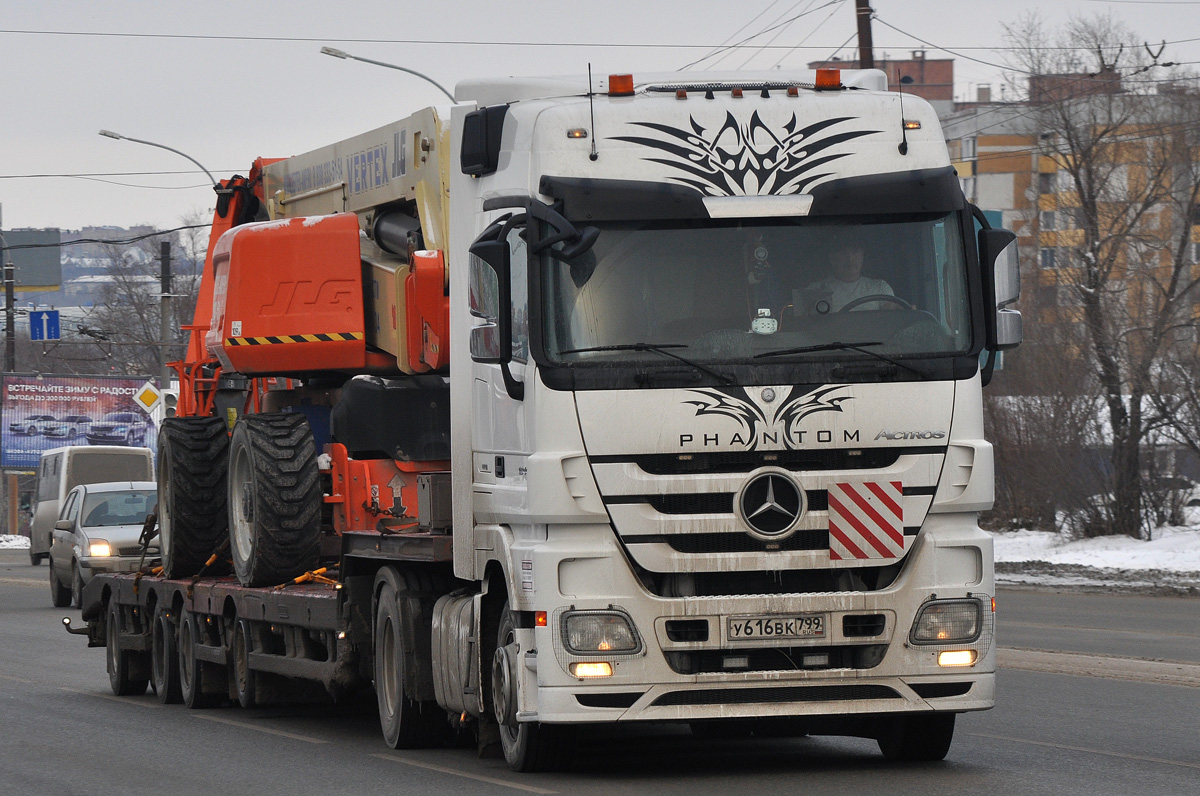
[74,66,1021,771]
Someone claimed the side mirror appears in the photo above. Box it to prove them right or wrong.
[54,520,72,531]
[978,228,1022,351]
[468,238,510,363]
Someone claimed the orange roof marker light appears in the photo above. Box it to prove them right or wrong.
[814,68,842,91]
[609,74,635,96]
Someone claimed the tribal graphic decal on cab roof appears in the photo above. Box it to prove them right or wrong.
[612,112,881,197]
[684,385,851,450]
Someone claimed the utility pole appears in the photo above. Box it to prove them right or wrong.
[160,241,172,387]
[855,0,875,70]
[3,233,14,374]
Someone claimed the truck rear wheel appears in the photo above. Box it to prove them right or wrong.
[232,619,257,709]
[228,413,321,587]
[494,602,574,772]
[178,610,219,708]
[151,608,182,704]
[374,576,447,748]
[106,599,149,696]
[158,417,230,578]
[876,713,956,761]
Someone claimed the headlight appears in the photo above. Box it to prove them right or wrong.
[910,599,982,644]
[562,610,641,654]
[87,540,112,557]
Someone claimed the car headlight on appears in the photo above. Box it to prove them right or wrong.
[87,540,112,557]
[562,610,641,655]
[910,598,982,644]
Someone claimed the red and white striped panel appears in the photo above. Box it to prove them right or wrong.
[828,481,906,560]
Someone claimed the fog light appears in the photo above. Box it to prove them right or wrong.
[938,650,977,667]
[910,599,982,644]
[570,662,613,678]
[563,611,640,654]
[88,541,112,557]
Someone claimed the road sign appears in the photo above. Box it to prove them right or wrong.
[134,381,162,413]
[29,310,60,341]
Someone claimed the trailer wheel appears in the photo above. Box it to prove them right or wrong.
[228,413,321,587]
[106,599,149,696]
[151,608,182,704]
[232,619,257,709]
[178,610,218,708]
[48,558,71,608]
[494,602,574,772]
[876,713,956,762]
[374,578,446,748]
[158,417,230,578]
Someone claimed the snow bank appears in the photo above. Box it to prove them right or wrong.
[991,526,1200,572]
[0,534,31,550]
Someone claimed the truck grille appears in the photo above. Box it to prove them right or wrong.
[594,448,918,476]
[665,644,887,674]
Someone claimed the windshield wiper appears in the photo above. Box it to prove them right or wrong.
[559,342,735,385]
[754,341,929,379]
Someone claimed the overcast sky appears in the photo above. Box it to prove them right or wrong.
[2,0,1199,232]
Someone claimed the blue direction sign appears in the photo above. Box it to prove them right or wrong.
[29,310,60,341]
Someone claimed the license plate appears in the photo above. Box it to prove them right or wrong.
[728,614,826,640]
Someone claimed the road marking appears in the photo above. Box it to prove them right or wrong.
[1002,619,1200,640]
[1,673,33,683]
[999,647,1200,687]
[370,753,559,794]
[58,687,163,708]
[0,576,46,588]
[967,732,1200,770]
[192,713,329,744]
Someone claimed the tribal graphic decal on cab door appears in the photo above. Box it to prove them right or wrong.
[612,112,881,197]
[684,385,851,450]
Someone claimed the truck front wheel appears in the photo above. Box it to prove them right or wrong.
[228,413,321,587]
[876,713,956,761]
[158,417,230,578]
[494,603,574,772]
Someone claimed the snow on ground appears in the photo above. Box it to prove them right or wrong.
[1,535,30,550]
[990,526,1200,594]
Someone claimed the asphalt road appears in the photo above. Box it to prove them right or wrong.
[2,549,1197,796]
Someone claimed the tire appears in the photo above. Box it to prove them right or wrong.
[178,610,218,709]
[106,599,149,696]
[374,577,446,748]
[876,713,956,762]
[228,413,321,587]
[151,608,182,704]
[71,564,84,609]
[48,559,71,608]
[158,417,230,578]
[30,549,44,566]
[494,602,574,772]
[232,619,256,709]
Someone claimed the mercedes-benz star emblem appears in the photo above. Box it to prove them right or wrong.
[736,470,805,540]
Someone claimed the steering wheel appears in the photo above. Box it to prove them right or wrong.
[839,294,913,312]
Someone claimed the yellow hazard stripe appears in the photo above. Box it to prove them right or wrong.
[226,332,364,347]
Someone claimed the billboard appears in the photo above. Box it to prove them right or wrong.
[0,374,158,470]
[2,229,62,290]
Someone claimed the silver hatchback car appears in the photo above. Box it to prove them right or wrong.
[48,481,158,608]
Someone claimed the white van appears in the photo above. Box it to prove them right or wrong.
[28,446,154,565]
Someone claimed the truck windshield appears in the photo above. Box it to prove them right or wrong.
[541,212,971,366]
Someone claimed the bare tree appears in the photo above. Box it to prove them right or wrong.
[1003,13,1200,537]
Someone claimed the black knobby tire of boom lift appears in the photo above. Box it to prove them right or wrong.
[151,607,183,704]
[178,609,219,709]
[48,559,71,608]
[374,568,450,749]
[106,598,150,697]
[494,601,575,772]
[876,712,956,762]
[228,413,321,587]
[158,416,230,578]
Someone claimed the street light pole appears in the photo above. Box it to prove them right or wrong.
[98,132,216,388]
[320,47,456,102]
[1,231,15,373]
